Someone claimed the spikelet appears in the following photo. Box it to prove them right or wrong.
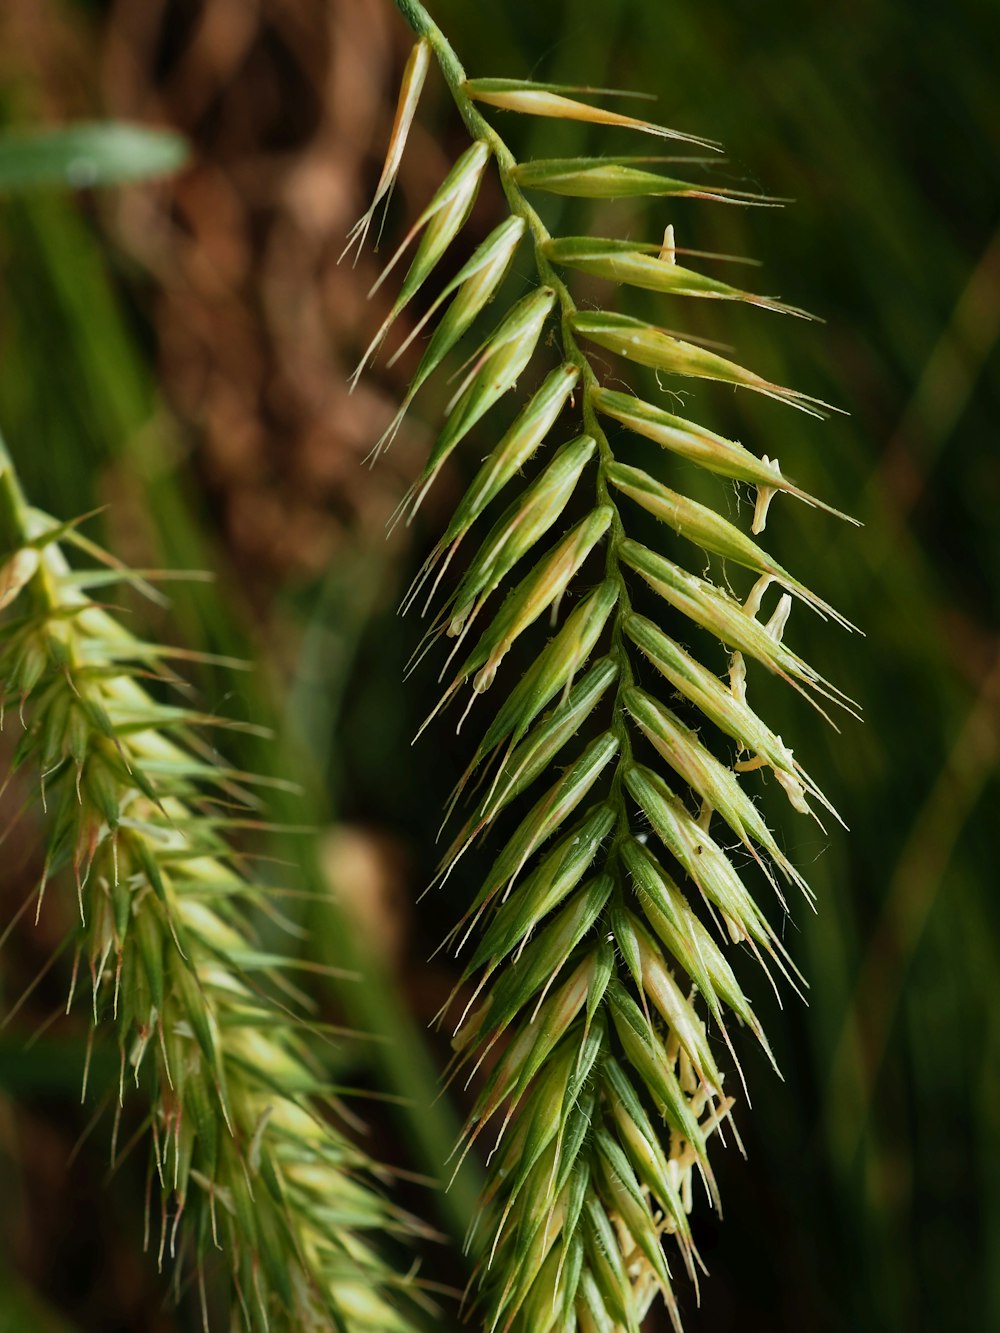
[357,3,856,1328]
[0,445,426,1331]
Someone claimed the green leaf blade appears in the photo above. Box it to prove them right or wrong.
[0,122,188,193]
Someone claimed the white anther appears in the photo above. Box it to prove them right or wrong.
[752,455,782,534]
[744,573,773,619]
[766,593,792,643]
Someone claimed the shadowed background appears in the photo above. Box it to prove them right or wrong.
[0,0,996,1329]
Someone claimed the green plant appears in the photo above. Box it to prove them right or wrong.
[352,2,855,1327]
[0,443,427,1329]
[0,116,436,1330]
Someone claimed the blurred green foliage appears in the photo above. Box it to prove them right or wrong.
[0,0,996,1330]
[0,122,187,191]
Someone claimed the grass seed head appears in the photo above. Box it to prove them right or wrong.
[353,4,851,1325]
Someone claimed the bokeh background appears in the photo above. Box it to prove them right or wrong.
[0,0,997,1329]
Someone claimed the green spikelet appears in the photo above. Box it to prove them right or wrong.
[359,2,856,1328]
[0,444,427,1331]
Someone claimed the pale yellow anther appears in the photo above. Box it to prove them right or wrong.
[734,754,768,773]
[681,1167,694,1213]
[766,592,792,642]
[743,572,773,619]
[658,223,677,265]
[666,1157,682,1193]
[679,1047,697,1094]
[729,649,747,705]
[723,911,747,944]
[752,455,783,534]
